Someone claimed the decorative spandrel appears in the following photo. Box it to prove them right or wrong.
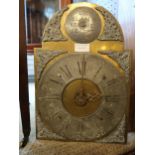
[98,51,131,82]
[35,50,67,81]
[42,7,69,42]
[96,6,124,41]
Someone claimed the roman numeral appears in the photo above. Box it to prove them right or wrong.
[107,78,118,86]
[59,65,72,79]
[103,95,120,103]
[101,108,113,119]
[50,77,64,85]
[64,124,70,130]
[76,122,84,133]
[38,94,60,100]
[93,65,102,79]
[77,55,86,76]
[100,77,121,89]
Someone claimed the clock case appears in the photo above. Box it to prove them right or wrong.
[34,2,132,143]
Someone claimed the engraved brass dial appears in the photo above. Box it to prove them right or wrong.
[64,7,102,43]
[37,53,127,141]
[62,79,102,117]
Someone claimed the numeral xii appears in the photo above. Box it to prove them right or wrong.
[77,55,86,76]
[59,65,72,79]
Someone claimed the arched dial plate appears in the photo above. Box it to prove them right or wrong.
[64,7,102,43]
[37,53,127,141]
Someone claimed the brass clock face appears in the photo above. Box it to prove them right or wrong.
[64,7,102,43]
[37,53,127,141]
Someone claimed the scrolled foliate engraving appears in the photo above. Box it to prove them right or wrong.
[98,50,130,81]
[42,7,69,42]
[96,6,124,41]
[35,49,67,81]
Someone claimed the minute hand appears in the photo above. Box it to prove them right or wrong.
[81,55,86,94]
[88,94,121,103]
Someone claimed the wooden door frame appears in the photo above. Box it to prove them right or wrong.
[19,0,31,148]
[60,0,72,9]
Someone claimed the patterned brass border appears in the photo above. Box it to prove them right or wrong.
[96,6,124,41]
[42,7,69,42]
[98,50,131,82]
[34,49,67,81]
[36,111,126,143]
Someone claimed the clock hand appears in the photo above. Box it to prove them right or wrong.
[87,93,103,102]
[88,94,121,103]
[81,54,86,96]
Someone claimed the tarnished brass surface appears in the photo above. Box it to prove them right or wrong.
[64,7,102,43]
[96,6,124,41]
[37,53,127,141]
[34,2,129,143]
[42,2,124,52]
[62,79,102,117]
[98,50,131,81]
[42,7,69,42]
[34,50,67,81]
[42,41,124,53]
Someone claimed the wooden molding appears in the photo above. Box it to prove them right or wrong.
[60,0,72,9]
[19,0,31,147]
[27,43,41,54]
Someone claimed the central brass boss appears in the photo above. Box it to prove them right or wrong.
[62,79,102,117]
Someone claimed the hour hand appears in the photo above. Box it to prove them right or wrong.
[87,93,102,102]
